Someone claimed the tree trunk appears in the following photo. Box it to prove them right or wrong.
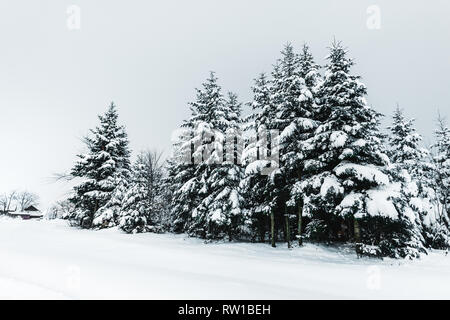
[285,213,291,249]
[354,218,361,243]
[298,203,303,246]
[354,218,362,256]
[297,169,303,246]
[270,210,276,248]
[259,217,266,243]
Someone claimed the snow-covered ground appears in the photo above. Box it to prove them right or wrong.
[0,217,449,299]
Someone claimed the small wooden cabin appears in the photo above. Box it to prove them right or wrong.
[7,206,43,220]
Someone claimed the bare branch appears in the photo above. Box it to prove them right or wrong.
[16,191,39,211]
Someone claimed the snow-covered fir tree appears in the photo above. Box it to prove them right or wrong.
[388,106,429,177]
[432,115,450,217]
[69,102,131,228]
[93,171,130,229]
[387,107,439,249]
[165,154,197,233]
[195,92,245,240]
[184,72,227,238]
[276,43,321,246]
[168,72,242,239]
[428,115,450,246]
[295,41,424,258]
[189,78,245,239]
[269,43,305,247]
[119,156,149,233]
[241,72,280,245]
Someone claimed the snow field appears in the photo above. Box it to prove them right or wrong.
[0,217,449,299]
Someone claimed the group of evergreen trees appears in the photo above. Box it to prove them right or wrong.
[67,41,450,259]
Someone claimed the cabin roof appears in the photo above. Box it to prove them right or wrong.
[24,205,39,212]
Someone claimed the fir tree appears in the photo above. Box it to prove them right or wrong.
[387,106,436,250]
[432,115,450,219]
[388,106,429,178]
[277,43,321,246]
[297,41,424,257]
[270,43,304,247]
[242,71,281,246]
[185,72,227,238]
[429,114,450,247]
[168,72,234,239]
[69,102,131,229]
[196,92,245,240]
[93,171,129,229]
[119,156,150,233]
[165,155,197,233]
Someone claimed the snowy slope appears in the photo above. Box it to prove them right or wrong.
[0,217,449,299]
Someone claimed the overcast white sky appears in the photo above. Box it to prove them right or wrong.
[0,0,449,209]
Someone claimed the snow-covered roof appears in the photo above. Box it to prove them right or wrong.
[9,211,43,217]
[24,205,40,212]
